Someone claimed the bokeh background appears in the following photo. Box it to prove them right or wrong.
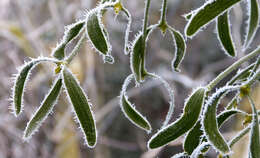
[0,0,259,157]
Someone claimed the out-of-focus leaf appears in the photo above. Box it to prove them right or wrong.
[63,67,97,148]
[148,87,205,149]
[23,77,62,139]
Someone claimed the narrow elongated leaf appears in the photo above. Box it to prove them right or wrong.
[148,87,205,149]
[12,57,57,116]
[248,96,260,158]
[184,109,244,155]
[23,77,62,139]
[119,74,151,132]
[63,67,97,147]
[52,21,85,60]
[86,11,113,63]
[185,0,241,37]
[217,11,236,57]
[244,0,259,49]
[169,27,186,72]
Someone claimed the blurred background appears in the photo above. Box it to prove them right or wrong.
[0,0,259,157]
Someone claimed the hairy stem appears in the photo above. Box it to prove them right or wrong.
[65,33,86,64]
[207,46,260,91]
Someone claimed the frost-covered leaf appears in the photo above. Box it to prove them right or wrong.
[63,67,97,147]
[148,87,205,149]
[23,77,62,139]
[52,20,85,60]
[130,28,153,83]
[184,109,245,155]
[169,27,186,72]
[248,96,260,158]
[244,0,259,49]
[185,0,241,37]
[216,11,236,57]
[119,74,151,132]
[86,10,113,63]
[12,57,58,116]
[202,86,241,154]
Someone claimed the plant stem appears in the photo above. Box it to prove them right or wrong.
[142,0,151,39]
[160,0,168,24]
[207,46,260,91]
[65,33,86,64]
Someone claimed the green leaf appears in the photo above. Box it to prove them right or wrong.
[185,0,241,37]
[148,87,205,149]
[248,96,260,158]
[23,77,62,139]
[217,11,236,57]
[130,28,153,83]
[86,11,113,63]
[121,93,151,132]
[169,27,186,72]
[202,87,237,154]
[244,0,259,49]
[119,74,151,132]
[12,57,57,116]
[62,67,97,147]
[184,109,244,155]
[52,21,85,60]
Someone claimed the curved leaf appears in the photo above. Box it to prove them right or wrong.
[185,0,241,37]
[148,87,205,149]
[120,74,151,132]
[216,11,236,57]
[248,96,260,158]
[244,0,259,49]
[86,10,113,63]
[184,109,245,155]
[23,77,62,139]
[202,86,239,154]
[169,27,186,72]
[63,67,97,147]
[12,57,58,116]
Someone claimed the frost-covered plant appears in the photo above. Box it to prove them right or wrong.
[10,0,260,157]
